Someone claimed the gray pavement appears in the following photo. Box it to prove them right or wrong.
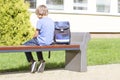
[0,64,120,80]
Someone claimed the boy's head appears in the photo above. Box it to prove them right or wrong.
[35,5,48,18]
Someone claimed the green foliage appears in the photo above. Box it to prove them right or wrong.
[0,0,34,45]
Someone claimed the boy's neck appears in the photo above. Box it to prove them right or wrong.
[39,15,47,19]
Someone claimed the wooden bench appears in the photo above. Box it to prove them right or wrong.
[0,32,91,72]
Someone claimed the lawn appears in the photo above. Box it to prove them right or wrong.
[87,38,120,65]
[0,38,120,72]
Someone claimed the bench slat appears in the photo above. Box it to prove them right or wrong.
[0,45,80,53]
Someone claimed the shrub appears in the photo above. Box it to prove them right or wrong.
[0,0,34,45]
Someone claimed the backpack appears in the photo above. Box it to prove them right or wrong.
[48,21,71,58]
[54,21,71,44]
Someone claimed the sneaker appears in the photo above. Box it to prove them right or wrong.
[31,61,37,73]
[37,61,45,73]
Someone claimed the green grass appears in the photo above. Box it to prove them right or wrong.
[0,38,120,72]
[87,38,120,65]
[0,51,65,73]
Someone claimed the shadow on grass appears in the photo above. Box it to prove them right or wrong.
[0,65,30,73]
[0,62,64,74]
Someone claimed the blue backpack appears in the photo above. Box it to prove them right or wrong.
[48,21,71,58]
[54,21,71,44]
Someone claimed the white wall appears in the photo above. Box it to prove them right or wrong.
[30,13,120,32]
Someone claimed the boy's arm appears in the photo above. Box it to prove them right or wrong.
[33,29,40,38]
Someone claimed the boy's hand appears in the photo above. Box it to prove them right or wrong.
[33,29,40,38]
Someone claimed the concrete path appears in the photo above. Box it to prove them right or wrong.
[91,34,120,38]
[0,64,120,80]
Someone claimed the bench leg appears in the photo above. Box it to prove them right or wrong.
[65,50,87,72]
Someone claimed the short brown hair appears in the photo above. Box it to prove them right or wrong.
[35,5,48,17]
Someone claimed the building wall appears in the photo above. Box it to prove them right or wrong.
[28,0,120,33]
[30,13,120,32]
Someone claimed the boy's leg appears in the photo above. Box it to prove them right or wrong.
[25,52,37,73]
[25,52,34,62]
[36,51,43,61]
[36,51,46,72]
[23,38,39,73]
[23,38,39,62]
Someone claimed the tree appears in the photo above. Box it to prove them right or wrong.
[0,0,34,45]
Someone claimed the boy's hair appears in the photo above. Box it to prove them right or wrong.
[35,5,48,17]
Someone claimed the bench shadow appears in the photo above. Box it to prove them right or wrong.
[0,62,64,75]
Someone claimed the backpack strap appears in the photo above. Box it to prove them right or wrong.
[48,43,55,58]
[48,51,51,58]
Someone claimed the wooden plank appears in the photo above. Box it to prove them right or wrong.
[0,45,80,53]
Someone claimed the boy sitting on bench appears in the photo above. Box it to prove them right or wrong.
[23,5,54,73]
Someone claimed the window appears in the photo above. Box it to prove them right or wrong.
[73,0,88,10]
[25,0,120,16]
[46,0,64,10]
[96,0,111,13]
[25,0,36,9]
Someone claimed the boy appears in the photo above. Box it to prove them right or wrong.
[23,5,54,73]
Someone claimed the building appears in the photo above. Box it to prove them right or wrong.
[25,0,120,32]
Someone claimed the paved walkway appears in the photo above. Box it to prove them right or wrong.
[91,34,120,38]
[0,64,120,80]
